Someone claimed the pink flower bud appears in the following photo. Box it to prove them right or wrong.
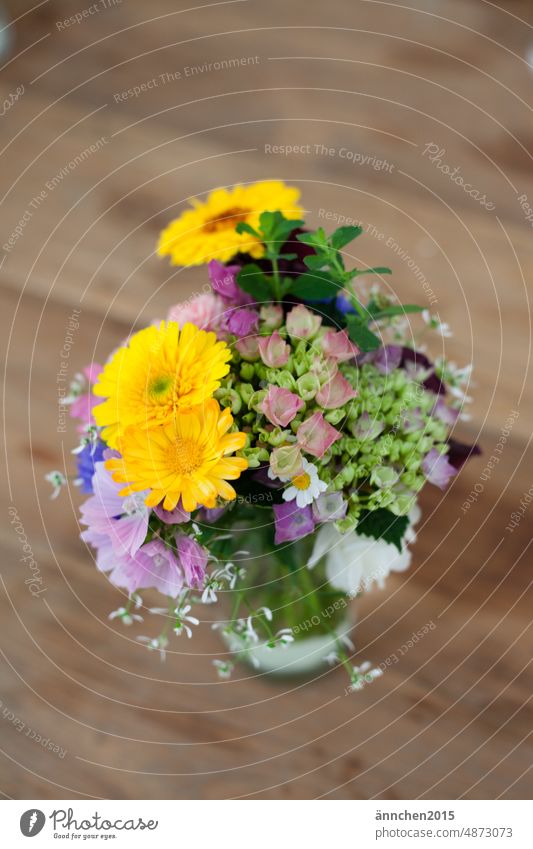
[235,335,260,361]
[258,331,290,367]
[320,328,359,362]
[259,304,283,330]
[261,385,304,427]
[297,412,342,458]
[316,372,358,409]
[286,304,322,340]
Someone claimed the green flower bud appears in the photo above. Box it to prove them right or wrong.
[296,373,320,401]
[273,370,297,391]
[370,465,399,488]
[266,427,292,447]
[240,363,255,381]
[249,389,266,412]
[324,408,346,425]
[238,383,255,406]
[214,388,241,414]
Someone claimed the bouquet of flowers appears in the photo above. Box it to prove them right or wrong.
[49,181,479,687]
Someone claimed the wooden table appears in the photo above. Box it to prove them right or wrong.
[1,0,531,799]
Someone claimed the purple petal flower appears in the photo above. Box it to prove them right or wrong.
[79,461,149,557]
[273,502,315,544]
[176,534,208,589]
[224,307,259,337]
[154,501,190,524]
[117,539,184,597]
[197,506,228,523]
[351,412,385,441]
[422,448,457,489]
[208,260,251,305]
[374,345,402,375]
[76,440,106,494]
[432,396,459,426]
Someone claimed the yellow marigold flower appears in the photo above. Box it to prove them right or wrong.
[106,400,248,513]
[92,321,231,449]
[157,180,303,266]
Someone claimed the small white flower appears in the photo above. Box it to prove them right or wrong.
[273,628,294,648]
[324,651,340,666]
[258,606,273,622]
[173,604,199,639]
[347,661,383,693]
[213,659,234,679]
[108,606,143,626]
[282,459,328,508]
[45,471,67,499]
[137,634,169,662]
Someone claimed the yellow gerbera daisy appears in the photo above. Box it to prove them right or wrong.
[92,321,231,449]
[106,400,248,512]
[157,180,303,266]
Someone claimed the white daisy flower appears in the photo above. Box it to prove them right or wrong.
[282,459,328,508]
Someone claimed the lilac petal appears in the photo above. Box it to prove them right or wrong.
[109,512,149,557]
[154,502,190,524]
[422,448,457,489]
[312,491,347,523]
[176,534,208,590]
[273,502,315,544]
[374,345,402,375]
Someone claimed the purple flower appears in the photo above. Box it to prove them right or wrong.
[223,306,259,337]
[79,461,149,557]
[197,506,228,523]
[432,396,459,426]
[79,530,181,596]
[273,502,315,544]
[351,411,385,441]
[176,534,208,589]
[76,440,106,494]
[208,260,251,305]
[422,448,457,489]
[312,491,347,523]
[154,501,190,524]
[374,345,403,375]
[116,539,184,596]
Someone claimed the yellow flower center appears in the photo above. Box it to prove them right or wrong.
[203,207,250,233]
[292,472,311,491]
[168,437,202,475]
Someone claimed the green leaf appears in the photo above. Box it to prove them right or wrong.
[259,210,303,244]
[235,221,259,238]
[331,225,363,250]
[288,272,339,300]
[302,253,327,271]
[371,304,424,320]
[356,508,409,553]
[350,266,392,278]
[236,264,272,301]
[296,228,328,248]
[345,315,381,352]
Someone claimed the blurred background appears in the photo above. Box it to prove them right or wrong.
[0,0,531,799]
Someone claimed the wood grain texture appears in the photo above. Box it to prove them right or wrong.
[0,0,531,799]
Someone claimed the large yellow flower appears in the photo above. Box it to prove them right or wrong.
[93,321,231,449]
[106,400,248,512]
[157,181,303,266]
